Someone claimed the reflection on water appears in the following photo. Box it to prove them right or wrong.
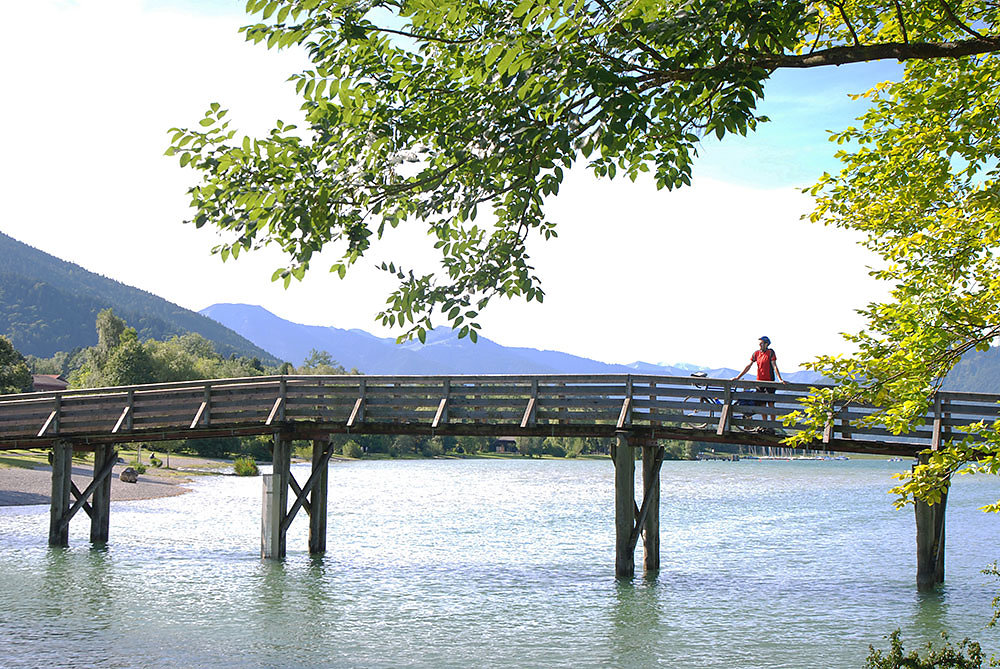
[0,459,998,668]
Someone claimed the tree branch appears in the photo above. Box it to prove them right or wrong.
[832,2,861,47]
[356,23,478,45]
[937,0,996,42]
[757,37,1000,68]
[892,0,908,44]
[592,0,672,69]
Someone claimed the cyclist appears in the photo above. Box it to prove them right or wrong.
[733,336,786,431]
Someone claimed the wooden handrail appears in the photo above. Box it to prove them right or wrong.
[1,373,998,454]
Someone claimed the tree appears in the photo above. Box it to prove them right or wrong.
[786,52,1000,511]
[168,1,1000,342]
[102,329,155,387]
[71,311,271,388]
[296,348,351,374]
[0,336,32,394]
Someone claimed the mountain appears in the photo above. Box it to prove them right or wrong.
[0,232,278,363]
[201,303,827,381]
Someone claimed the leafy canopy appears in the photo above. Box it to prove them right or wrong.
[71,309,271,388]
[168,0,1000,342]
[786,52,1000,510]
[0,335,32,395]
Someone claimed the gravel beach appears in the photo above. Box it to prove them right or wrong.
[0,461,194,507]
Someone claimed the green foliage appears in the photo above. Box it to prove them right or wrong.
[454,435,488,455]
[68,310,272,389]
[296,348,353,375]
[787,52,1000,510]
[341,439,363,458]
[986,562,1000,630]
[181,435,273,461]
[865,630,987,669]
[233,456,260,476]
[0,335,32,395]
[662,440,699,460]
[421,437,445,457]
[27,349,86,378]
[133,463,148,475]
[516,436,544,458]
[390,434,420,457]
[169,1,1000,341]
[541,437,566,458]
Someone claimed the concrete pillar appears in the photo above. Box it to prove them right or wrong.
[90,444,114,544]
[49,441,73,547]
[613,432,635,578]
[641,441,660,572]
[308,439,329,555]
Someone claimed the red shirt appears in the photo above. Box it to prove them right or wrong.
[751,349,776,381]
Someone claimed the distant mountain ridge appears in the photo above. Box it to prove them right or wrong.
[201,303,827,381]
[0,232,278,363]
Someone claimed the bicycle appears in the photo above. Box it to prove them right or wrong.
[682,372,759,430]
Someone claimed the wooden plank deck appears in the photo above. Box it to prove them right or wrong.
[0,374,994,456]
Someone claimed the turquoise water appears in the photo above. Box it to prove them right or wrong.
[1,459,998,668]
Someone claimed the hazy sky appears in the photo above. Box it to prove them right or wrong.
[0,0,901,369]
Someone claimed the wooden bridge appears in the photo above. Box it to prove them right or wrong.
[2,373,993,588]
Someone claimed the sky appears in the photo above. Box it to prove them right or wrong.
[0,0,904,370]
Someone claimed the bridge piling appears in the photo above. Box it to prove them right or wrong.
[308,439,329,554]
[614,432,635,577]
[915,456,949,590]
[48,441,73,547]
[641,441,662,571]
[89,444,115,544]
[261,433,291,560]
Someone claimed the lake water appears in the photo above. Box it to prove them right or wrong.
[1,458,998,668]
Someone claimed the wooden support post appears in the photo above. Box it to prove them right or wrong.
[309,439,329,555]
[49,441,73,547]
[915,456,949,590]
[613,432,635,578]
[90,444,115,544]
[261,433,291,560]
[641,441,661,571]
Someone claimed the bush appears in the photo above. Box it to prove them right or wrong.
[542,438,566,458]
[420,438,445,457]
[341,440,363,458]
[233,456,259,476]
[181,437,239,459]
[866,630,984,669]
[149,454,163,468]
[134,463,147,474]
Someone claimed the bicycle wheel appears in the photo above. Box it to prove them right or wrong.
[681,396,712,429]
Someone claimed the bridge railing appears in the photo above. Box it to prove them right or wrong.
[1,374,998,449]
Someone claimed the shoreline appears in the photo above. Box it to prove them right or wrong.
[0,452,232,507]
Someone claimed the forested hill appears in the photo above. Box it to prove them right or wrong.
[0,232,278,363]
[944,347,1000,393]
